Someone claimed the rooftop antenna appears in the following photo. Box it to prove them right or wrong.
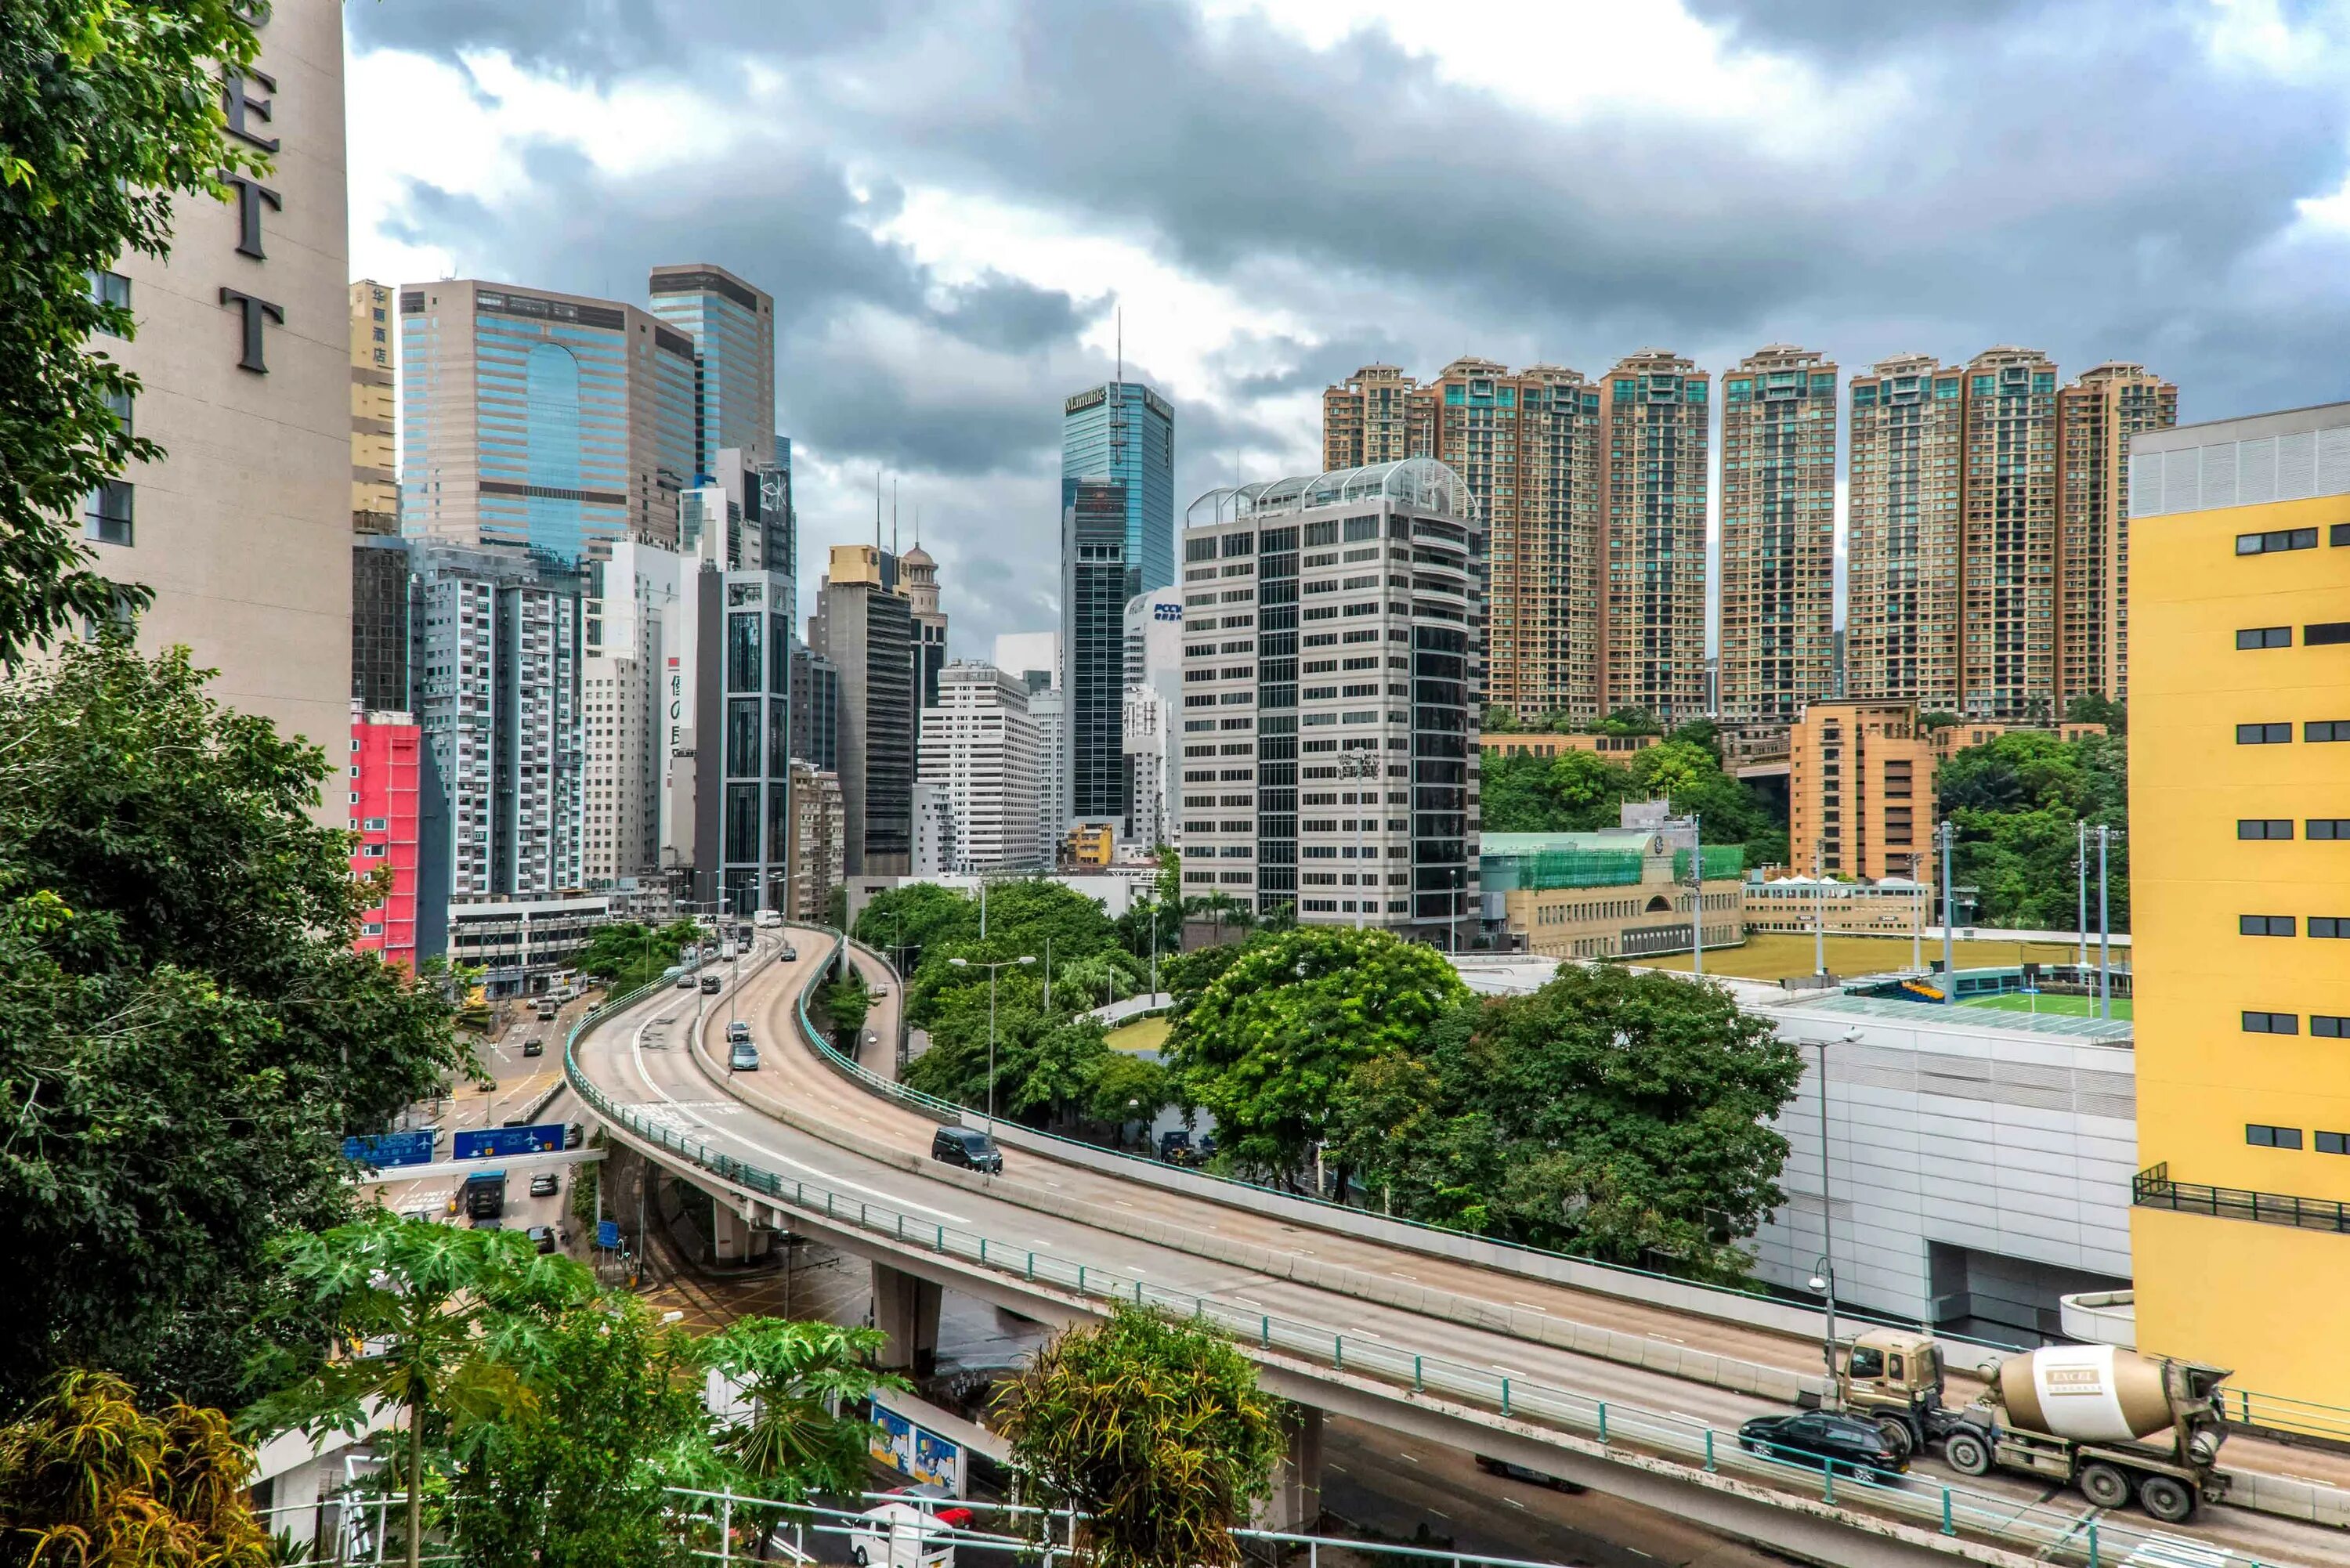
[891,479,899,558]
[874,470,882,551]
[913,504,921,547]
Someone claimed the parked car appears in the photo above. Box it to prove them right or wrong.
[930,1126,1003,1174]
[525,1224,557,1254]
[529,1172,559,1198]
[1159,1129,1195,1165]
[1472,1455,1585,1492]
[729,1040,760,1071]
[522,1039,544,1057]
[1738,1412,1908,1482]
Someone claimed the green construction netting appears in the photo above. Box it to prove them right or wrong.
[1481,847,1644,892]
[1674,845,1747,881]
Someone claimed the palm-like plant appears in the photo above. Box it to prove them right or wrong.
[701,1319,905,1559]
[0,1367,273,1568]
[245,1212,595,1568]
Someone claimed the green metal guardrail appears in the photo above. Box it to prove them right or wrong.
[559,976,2290,1568]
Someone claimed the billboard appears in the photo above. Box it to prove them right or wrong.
[342,1130,436,1170]
[452,1123,565,1160]
[870,1403,963,1494]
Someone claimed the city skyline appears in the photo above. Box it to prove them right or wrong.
[340,1,2350,659]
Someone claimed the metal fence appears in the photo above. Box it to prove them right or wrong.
[559,979,2308,1568]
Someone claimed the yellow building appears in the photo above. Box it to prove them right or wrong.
[349,279,396,533]
[1065,822,1115,869]
[2128,403,2350,1405]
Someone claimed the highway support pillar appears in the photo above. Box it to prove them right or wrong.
[871,1263,942,1378]
[712,1201,772,1264]
[1254,1402,1324,1534]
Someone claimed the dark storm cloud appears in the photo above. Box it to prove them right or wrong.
[343,0,927,84]
[1680,0,2042,58]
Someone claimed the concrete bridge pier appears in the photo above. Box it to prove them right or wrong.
[710,1201,774,1264]
[872,1262,942,1378]
[1256,1402,1325,1534]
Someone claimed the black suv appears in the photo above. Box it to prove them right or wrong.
[1738,1412,1907,1482]
[930,1126,1003,1174]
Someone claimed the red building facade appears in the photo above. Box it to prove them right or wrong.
[350,704,422,970]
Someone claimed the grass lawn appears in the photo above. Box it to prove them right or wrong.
[1643,931,2092,983]
[1960,989,2133,1021]
[1104,1013,1170,1053]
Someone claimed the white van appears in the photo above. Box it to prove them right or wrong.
[848,1492,969,1568]
[753,908,783,929]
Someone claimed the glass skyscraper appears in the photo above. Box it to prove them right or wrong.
[648,263,776,480]
[1061,381,1173,825]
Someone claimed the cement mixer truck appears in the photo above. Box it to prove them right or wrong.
[1821,1329,2230,1523]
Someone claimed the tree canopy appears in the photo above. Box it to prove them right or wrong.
[0,640,470,1414]
[0,2,269,659]
[1330,966,1801,1281]
[1936,728,2128,930]
[996,1306,1284,1568]
[1479,738,1787,865]
[1167,927,1470,1183]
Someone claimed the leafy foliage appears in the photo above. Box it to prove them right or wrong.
[1167,927,1470,1183]
[0,2,271,657]
[0,641,469,1413]
[815,966,870,1049]
[577,921,701,993]
[1478,739,1787,865]
[1936,728,2128,930]
[995,1307,1284,1568]
[0,1368,272,1568]
[1329,967,1801,1280]
[2063,693,2127,734]
[702,1318,903,1504]
[903,977,1163,1131]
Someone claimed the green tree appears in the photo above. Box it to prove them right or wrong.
[851,883,974,972]
[1113,846,1183,966]
[1600,706,1662,736]
[248,1215,592,1568]
[1480,703,1519,732]
[0,1368,273,1568]
[815,966,870,1050]
[2064,692,2127,734]
[703,1318,905,1506]
[995,1307,1284,1568]
[1936,728,2127,930]
[0,641,468,1412]
[577,920,701,992]
[1329,968,1802,1281]
[1168,927,1469,1184]
[1181,890,1253,947]
[0,2,269,659]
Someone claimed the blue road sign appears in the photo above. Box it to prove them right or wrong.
[453,1123,565,1160]
[597,1219,620,1249]
[342,1129,436,1169]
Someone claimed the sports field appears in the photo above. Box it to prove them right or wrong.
[1958,989,2133,1021]
[1104,1014,1170,1053]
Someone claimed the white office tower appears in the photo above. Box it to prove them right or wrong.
[581,648,653,885]
[1029,685,1069,866]
[409,544,586,899]
[920,663,1043,873]
[992,630,1062,693]
[1124,587,1186,699]
[584,539,697,877]
[911,781,959,877]
[1179,460,1484,934]
[1121,683,1174,852]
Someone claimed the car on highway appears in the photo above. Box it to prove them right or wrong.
[522,1039,544,1057]
[727,1020,752,1042]
[870,982,890,999]
[930,1126,1003,1174]
[700,974,721,994]
[675,972,697,989]
[525,1224,557,1254]
[780,945,798,962]
[529,1172,559,1198]
[729,1040,761,1071]
[1737,1412,1907,1482]
[564,1122,583,1148]
[1472,1455,1585,1493]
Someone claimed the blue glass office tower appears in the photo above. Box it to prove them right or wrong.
[1061,381,1174,826]
[648,263,776,480]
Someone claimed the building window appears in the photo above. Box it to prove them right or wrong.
[2236,627,2292,650]
[2308,622,2350,648]
[2239,819,2294,840]
[2335,523,2350,547]
[2307,721,2350,742]
[2243,1010,2299,1034]
[84,481,132,546]
[89,269,130,329]
[2320,1132,2350,1155]
[2247,1123,2304,1150]
[2309,819,2350,840]
[2313,916,2348,938]
[2315,1015,2349,1039]
[2241,914,2297,936]
[2237,723,2292,745]
[2238,527,2319,555]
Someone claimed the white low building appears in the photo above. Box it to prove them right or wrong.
[917,663,1043,873]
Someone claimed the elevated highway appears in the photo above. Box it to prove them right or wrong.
[568,928,2348,1568]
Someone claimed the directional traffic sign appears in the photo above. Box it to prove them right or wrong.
[453,1123,565,1160]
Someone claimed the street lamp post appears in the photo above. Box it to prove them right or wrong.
[1803,1027,1863,1400]
[948,954,1036,1133]
[1937,818,1956,1004]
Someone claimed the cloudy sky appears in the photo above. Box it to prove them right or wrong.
[345,0,2350,657]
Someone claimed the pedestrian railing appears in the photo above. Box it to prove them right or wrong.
[561,982,2303,1568]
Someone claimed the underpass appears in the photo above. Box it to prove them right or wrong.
[566,928,2347,1568]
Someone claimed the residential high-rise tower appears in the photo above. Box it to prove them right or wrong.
[1320,363,1432,471]
[1717,346,1838,724]
[1599,350,1710,724]
[2058,363,2178,707]
[1958,347,2062,721]
[351,280,397,534]
[1846,355,1966,712]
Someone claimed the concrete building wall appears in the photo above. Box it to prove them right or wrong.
[350,280,397,531]
[919,662,1042,873]
[90,0,352,759]
[1789,700,1936,883]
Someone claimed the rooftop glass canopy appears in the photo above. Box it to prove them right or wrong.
[1184,457,1477,528]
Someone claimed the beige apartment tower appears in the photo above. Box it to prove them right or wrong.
[1958,347,2061,721]
[1846,355,1965,713]
[1600,350,1710,724]
[1321,363,1434,472]
[1788,700,1936,883]
[2057,363,2177,707]
[81,2,352,755]
[1717,346,1837,724]
[350,280,396,533]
